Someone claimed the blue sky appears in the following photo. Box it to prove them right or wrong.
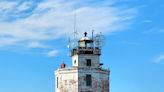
[0,0,164,92]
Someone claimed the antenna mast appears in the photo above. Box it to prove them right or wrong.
[92,30,94,40]
[67,36,71,49]
[73,7,78,48]
[74,8,77,34]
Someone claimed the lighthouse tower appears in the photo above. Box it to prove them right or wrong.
[55,32,110,92]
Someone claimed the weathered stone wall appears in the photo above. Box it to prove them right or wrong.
[55,68,78,92]
[55,68,109,92]
[78,68,109,92]
[72,54,100,68]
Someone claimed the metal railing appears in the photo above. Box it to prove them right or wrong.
[71,47,101,56]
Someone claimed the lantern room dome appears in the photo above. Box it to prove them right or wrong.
[79,37,91,41]
[79,32,93,42]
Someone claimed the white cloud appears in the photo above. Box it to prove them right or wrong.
[154,54,164,64]
[0,1,17,11]
[0,1,19,20]
[142,20,152,23]
[159,29,164,32]
[27,42,49,49]
[143,28,164,34]
[0,0,137,49]
[47,49,58,57]
[0,37,19,47]
[16,1,33,12]
[120,41,141,46]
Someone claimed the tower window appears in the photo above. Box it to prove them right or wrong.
[57,77,58,88]
[86,59,91,66]
[86,74,92,86]
[74,60,76,64]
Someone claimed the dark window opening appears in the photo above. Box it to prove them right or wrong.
[74,60,76,64]
[86,74,92,86]
[85,51,93,54]
[86,59,91,66]
[57,77,58,88]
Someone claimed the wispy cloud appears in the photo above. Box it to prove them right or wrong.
[16,1,33,12]
[120,41,141,46]
[142,19,152,23]
[0,0,137,54]
[47,49,58,57]
[154,54,164,64]
[0,1,17,12]
[27,42,49,49]
[159,29,164,32]
[143,28,164,34]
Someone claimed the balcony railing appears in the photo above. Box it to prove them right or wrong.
[71,47,101,56]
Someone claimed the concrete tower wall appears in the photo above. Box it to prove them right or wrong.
[55,68,78,92]
[72,54,100,68]
[78,69,109,92]
[55,68,109,92]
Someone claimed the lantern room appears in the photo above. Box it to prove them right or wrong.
[78,32,93,49]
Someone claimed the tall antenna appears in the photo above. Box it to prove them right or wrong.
[73,30,78,47]
[67,36,72,56]
[92,30,94,40]
[67,36,71,49]
[73,7,78,48]
[74,8,77,33]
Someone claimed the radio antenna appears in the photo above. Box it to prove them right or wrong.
[73,7,78,48]
[74,8,77,33]
[94,32,105,49]
[92,30,94,40]
[67,36,71,49]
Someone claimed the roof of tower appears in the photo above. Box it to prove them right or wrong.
[80,37,91,41]
[79,32,92,41]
